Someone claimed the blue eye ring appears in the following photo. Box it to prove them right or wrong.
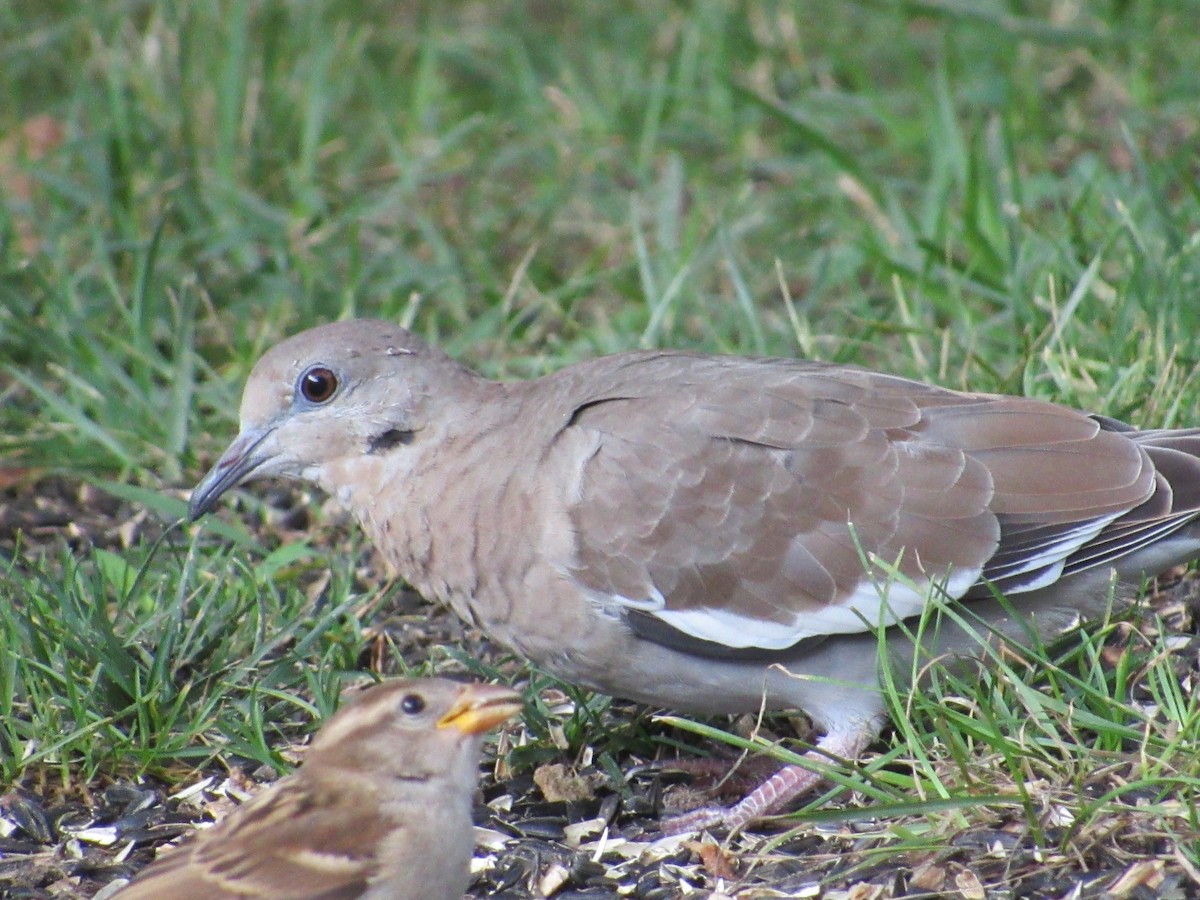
[299,366,338,403]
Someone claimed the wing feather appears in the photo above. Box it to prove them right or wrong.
[555,355,1188,653]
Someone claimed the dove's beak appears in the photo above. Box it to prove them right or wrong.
[188,424,277,520]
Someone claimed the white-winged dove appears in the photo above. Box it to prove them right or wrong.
[112,678,521,899]
[189,320,1200,832]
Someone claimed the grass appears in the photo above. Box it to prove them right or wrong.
[2,0,1200,895]
[0,530,367,784]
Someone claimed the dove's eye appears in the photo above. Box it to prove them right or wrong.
[299,366,338,404]
[399,693,426,716]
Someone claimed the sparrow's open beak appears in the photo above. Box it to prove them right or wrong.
[188,424,276,521]
[437,683,523,735]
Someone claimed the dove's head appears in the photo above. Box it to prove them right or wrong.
[188,319,476,520]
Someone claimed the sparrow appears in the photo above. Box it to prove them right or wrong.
[112,677,522,898]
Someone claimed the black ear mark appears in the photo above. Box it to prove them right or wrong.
[367,428,415,454]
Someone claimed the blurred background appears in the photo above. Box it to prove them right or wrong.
[4,0,1198,484]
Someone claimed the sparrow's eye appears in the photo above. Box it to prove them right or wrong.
[299,366,338,403]
[399,693,426,715]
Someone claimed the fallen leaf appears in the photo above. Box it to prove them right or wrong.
[0,115,65,253]
[533,762,596,803]
[685,839,739,880]
[844,882,884,900]
[1108,860,1165,896]
[954,868,986,900]
[538,861,570,896]
[910,862,946,891]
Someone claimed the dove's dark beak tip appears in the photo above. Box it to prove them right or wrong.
[186,478,224,522]
[186,495,209,522]
[185,424,275,524]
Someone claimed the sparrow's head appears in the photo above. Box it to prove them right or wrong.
[307,678,523,782]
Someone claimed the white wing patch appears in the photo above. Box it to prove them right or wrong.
[983,513,1121,592]
[605,565,981,650]
[597,513,1127,652]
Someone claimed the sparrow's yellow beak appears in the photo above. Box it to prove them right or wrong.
[437,683,523,735]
